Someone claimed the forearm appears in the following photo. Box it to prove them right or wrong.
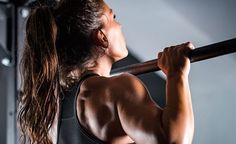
[162,74,194,144]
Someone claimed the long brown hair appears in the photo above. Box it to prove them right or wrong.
[18,0,105,143]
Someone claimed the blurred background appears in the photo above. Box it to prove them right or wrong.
[0,0,236,143]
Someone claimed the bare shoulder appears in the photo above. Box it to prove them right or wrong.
[77,73,161,143]
[109,73,150,102]
[77,74,137,143]
[81,73,144,93]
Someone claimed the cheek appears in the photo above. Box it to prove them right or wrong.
[107,28,128,59]
[108,26,126,48]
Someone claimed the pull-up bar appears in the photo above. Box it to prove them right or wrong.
[111,38,236,75]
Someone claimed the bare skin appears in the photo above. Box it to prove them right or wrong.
[76,1,194,144]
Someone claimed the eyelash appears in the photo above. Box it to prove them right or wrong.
[113,14,116,19]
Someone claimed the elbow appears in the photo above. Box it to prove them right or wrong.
[161,114,194,144]
[165,124,194,144]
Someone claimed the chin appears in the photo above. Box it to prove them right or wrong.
[114,53,128,62]
[122,45,128,56]
[123,50,128,58]
[112,45,128,62]
[120,46,128,58]
[117,52,128,62]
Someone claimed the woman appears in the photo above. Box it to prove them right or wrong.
[18,0,194,143]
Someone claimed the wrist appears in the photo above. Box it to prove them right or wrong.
[166,71,189,79]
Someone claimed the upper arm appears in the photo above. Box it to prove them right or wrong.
[112,73,167,144]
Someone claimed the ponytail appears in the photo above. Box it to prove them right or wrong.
[18,6,59,144]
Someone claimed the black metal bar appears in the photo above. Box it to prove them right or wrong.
[0,43,11,63]
[111,38,236,75]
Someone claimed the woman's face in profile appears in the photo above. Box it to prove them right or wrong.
[100,2,128,61]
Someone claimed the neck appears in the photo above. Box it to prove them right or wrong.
[88,55,114,77]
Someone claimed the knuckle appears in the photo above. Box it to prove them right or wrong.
[164,47,169,52]
[186,42,194,49]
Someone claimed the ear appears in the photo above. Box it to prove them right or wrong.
[92,29,109,48]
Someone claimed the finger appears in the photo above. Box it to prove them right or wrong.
[157,52,163,59]
[177,42,194,54]
[185,42,195,50]
[157,52,163,66]
[164,47,169,53]
[187,42,195,50]
[180,42,194,56]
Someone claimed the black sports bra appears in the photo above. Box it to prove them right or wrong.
[57,73,105,144]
